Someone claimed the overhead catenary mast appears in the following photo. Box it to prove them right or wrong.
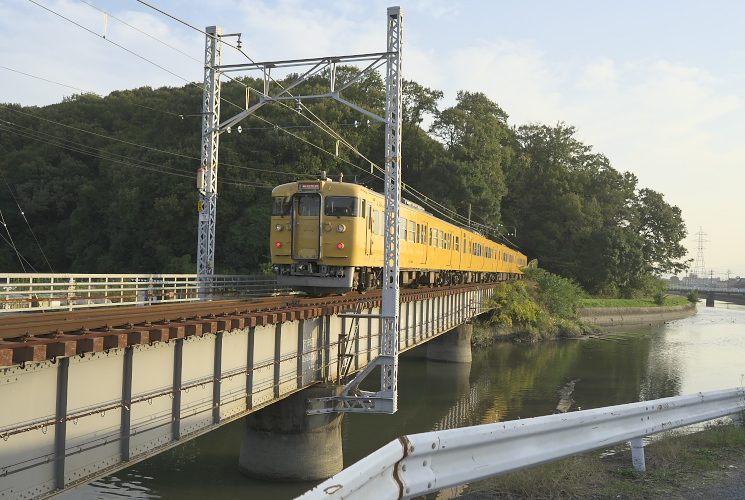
[197,26,223,295]
[195,7,404,413]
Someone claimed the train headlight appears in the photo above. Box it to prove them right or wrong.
[337,243,344,249]
[337,224,346,232]
[275,224,283,231]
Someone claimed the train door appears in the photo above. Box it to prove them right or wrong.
[292,193,322,260]
[421,223,428,265]
[365,202,372,258]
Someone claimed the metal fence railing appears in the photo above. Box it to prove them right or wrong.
[0,273,288,313]
[297,387,745,500]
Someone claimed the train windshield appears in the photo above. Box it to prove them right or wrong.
[297,195,321,216]
[272,196,292,216]
[325,196,358,217]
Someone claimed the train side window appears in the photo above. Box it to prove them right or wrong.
[399,217,407,240]
[433,229,439,248]
[439,230,445,249]
[416,224,420,243]
[408,220,415,242]
[455,236,459,252]
[429,228,433,246]
[361,199,366,218]
[373,210,380,235]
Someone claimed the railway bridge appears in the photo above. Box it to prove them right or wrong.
[667,284,745,307]
[0,274,495,500]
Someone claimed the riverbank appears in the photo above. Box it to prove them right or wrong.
[577,302,697,327]
[457,419,745,499]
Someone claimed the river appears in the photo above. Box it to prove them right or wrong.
[60,300,745,499]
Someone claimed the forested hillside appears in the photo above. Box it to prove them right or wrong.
[0,70,688,296]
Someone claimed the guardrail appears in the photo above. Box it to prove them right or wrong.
[0,273,288,313]
[298,387,745,500]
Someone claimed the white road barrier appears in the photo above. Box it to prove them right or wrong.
[297,387,745,499]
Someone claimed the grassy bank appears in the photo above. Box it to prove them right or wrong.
[460,419,745,499]
[579,296,690,308]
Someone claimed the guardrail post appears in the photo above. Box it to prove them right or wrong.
[734,411,743,430]
[631,437,646,471]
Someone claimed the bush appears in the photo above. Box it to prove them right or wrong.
[653,290,667,306]
[484,280,545,327]
[686,290,699,303]
[523,266,583,318]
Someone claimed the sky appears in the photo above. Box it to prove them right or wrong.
[1,0,743,278]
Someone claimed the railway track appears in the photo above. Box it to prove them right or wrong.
[0,283,495,367]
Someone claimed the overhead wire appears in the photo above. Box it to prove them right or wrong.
[30,1,513,242]
[1,172,55,273]
[0,208,30,272]
[26,1,383,184]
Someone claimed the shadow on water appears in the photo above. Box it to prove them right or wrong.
[62,301,745,499]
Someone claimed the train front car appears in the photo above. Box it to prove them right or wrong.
[270,177,373,294]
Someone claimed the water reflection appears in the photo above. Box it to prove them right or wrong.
[60,301,745,500]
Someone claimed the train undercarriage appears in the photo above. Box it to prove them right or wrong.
[275,263,521,295]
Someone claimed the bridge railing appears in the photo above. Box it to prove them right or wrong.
[297,387,745,500]
[0,273,288,313]
[668,284,745,293]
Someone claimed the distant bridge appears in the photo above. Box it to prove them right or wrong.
[667,284,745,306]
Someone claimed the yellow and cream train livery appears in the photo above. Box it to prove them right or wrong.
[270,174,527,294]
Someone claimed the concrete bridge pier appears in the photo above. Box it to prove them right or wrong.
[238,384,344,482]
[706,292,715,307]
[427,323,473,363]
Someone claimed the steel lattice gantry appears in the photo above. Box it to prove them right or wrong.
[193,7,405,413]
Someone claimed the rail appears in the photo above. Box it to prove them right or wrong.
[0,273,288,312]
[297,387,745,500]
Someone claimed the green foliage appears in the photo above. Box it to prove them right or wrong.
[502,122,690,297]
[484,280,544,327]
[0,72,691,286]
[579,296,689,308]
[687,290,699,303]
[523,266,583,318]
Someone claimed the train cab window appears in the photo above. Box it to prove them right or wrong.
[408,221,415,242]
[325,196,358,217]
[455,236,460,252]
[373,210,380,234]
[297,195,320,216]
[272,196,292,216]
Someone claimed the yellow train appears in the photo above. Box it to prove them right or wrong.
[270,174,527,294]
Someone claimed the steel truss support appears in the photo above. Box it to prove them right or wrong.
[196,8,403,413]
[197,26,223,296]
[309,6,403,414]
